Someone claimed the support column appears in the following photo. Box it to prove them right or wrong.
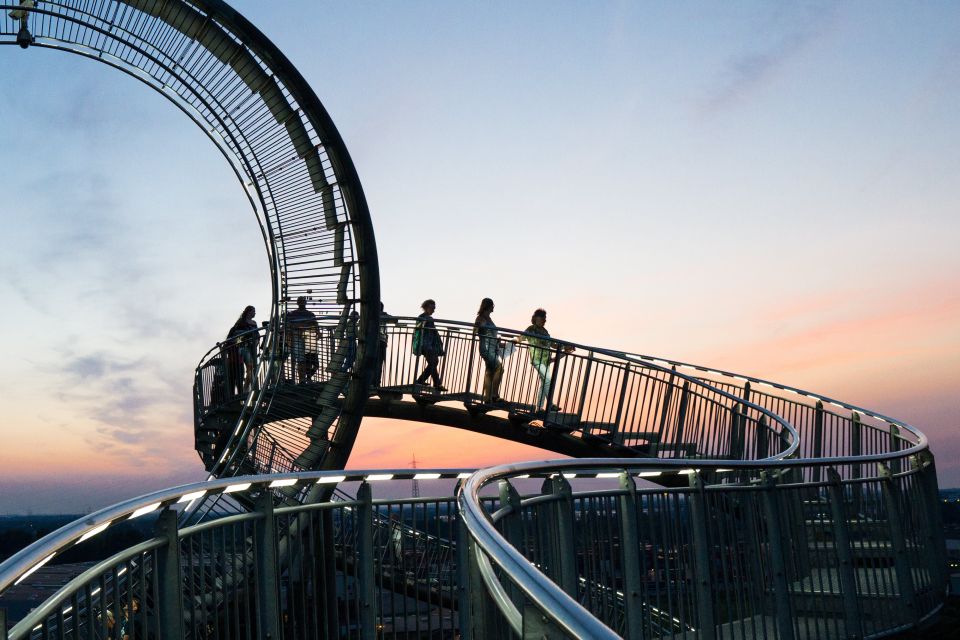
[544,477,578,597]
[689,472,716,639]
[812,401,824,482]
[914,453,948,595]
[254,492,281,640]
[357,482,377,640]
[760,472,795,640]
[826,467,863,640]
[879,463,917,628]
[618,472,645,640]
[155,508,185,640]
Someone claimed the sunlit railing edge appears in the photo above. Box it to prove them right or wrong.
[0,467,474,597]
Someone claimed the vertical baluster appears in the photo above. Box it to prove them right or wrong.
[760,472,796,640]
[576,352,594,422]
[674,381,690,457]
[356,482,376,640]
[253,492,281,639]
[612,363,631,440]
[914,453,948,595]
[618,472,645,640]
[688,472,716,639]
[879,463,917,627]
[851,413,863,510]
[155,508,184,639]
[544,477,578,597]
[812,401,824,482]
[826,467,863,640]
[888,424,902,475]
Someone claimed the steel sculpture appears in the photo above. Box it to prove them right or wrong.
[2,0,381,499]
[0,1,949,639]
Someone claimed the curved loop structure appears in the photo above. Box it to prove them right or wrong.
[1,0,381,496]
[0,1,948,638]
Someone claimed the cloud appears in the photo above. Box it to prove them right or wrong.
[700,5,836,114]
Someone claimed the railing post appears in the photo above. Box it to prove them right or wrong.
[673,381,691,457]
[826,467,863,640]
[914,453,948,595]
[254,491,281,640]
[879,463,917,628]
[688,472,716,639]
[756,416,769,459]
[545,477,578,597]
[0,608,7,640]
[812,401,824,482]
[730,402,745,461]
[618,472,645,640]
[888,423,901,475]
[465,330,476,399]
[612,363,631,438]
[357,482,377,640]
[457,501,475,640]
[851,413,862,508]
[760,472,795,640]
[155,508,184,640]
[464,537,490,640]
[522,604,565,639]
[545,344,563,413]
[655,367,676,443]
[575,352,594,420]
[498,480,524,551]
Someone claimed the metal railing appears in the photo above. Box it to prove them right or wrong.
[0,453,945,639]
[0,469,477,640]
[193,317,803,498]
[458,455,946,639]
[1,0,382,510]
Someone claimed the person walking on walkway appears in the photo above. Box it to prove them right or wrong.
[233,305,258,391]
[414,299,446,392]
[474,297,503,404]
[515,308,573,411]
[286,296,319,383]
[225,305,256,396]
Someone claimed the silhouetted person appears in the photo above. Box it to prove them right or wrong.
[474,297,503,403]
[285,296,319,383]
[224,307,255,397]
[374,302,393,386]
[228,305,257,393]
[414,299,445,391]
[515,308,573,411]
[341,308,359,372]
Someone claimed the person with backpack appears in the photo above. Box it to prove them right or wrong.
[413,299,446,392]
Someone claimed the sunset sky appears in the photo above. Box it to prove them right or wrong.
[0,2,957,512]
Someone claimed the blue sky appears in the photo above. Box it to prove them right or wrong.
[0,1,957,512]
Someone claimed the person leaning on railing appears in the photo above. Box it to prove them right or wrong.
[514,308,574,412]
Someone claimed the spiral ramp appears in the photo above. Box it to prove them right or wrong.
[0,1,948,639]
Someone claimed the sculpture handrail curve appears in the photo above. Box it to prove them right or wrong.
[193,315,801,486]
[0,467,473,597]
[621,350,928,451]
[458,452,939,639]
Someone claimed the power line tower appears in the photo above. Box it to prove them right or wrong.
[410,453,420,499]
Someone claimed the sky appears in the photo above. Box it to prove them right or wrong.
[0,1,957,512]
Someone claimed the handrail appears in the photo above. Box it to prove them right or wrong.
[621,351,928,449]
[194,315,802,485]
[457,452,936,638]
[0,468,472,596]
